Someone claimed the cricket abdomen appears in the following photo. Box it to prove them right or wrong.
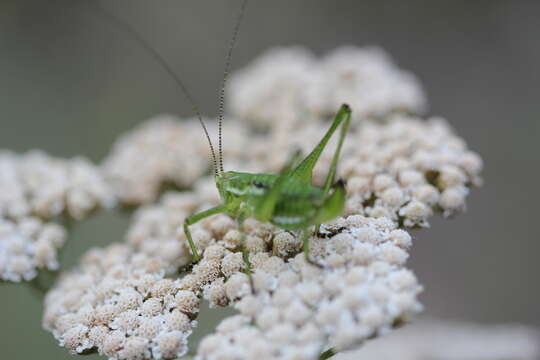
[265,177,325,230]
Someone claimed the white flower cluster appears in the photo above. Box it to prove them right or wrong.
[102,115,254,205]
[102,116,211,205]
[228,46,426,129]
[337,319,540,360]
[196,215,423,360]
[0,217,66,282]
[337,115,483,226]
[43,244,199,360]
[0,150,115,282]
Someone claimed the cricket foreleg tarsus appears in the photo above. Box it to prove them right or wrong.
[237,214,255,293]
[183,205,227,263]
[302,229,311,261]
[240,231,253,275]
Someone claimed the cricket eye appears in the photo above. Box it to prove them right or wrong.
[252,181,265,188]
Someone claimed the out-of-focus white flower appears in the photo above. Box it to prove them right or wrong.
[0,150,115,220]
[102,115,252,205]
[102,116,210,205]
[0,217,66,282]
[228,46,426,129]
[336,319,540,360]
[320,47,426,120]
[0,150,114,282]
[228,47,321,130]
[43,244,198,360]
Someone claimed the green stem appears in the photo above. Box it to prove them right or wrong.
[319,348,336,360]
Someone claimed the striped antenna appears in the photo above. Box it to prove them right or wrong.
[218,0,248,173]
[90,4,220,176]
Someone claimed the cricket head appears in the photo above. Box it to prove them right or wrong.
[214,171,255,217]
[215,172,229,203]
[215,171,246,203]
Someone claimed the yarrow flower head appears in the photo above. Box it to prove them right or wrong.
[36,44,487,360]
[0,217,66,282]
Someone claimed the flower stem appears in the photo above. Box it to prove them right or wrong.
[319,348,336,360]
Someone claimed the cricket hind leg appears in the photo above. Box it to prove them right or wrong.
[280,148,304,174]
[183,205,227,262]
[321,105,351,195]
[314,104,352,234]
[289,104,352,184]
[302,228,323,268]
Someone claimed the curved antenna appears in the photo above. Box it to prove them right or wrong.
[89,4,220,176]
[218,0,248,173]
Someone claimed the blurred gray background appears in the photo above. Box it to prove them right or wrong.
[0,0,538,359]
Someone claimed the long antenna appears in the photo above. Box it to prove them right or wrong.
[218,0,248,173]
[88,4,220,176]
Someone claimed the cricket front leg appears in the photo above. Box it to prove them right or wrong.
[239,227,253,277]
[236,211,256,293]
[184,205,226,262]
